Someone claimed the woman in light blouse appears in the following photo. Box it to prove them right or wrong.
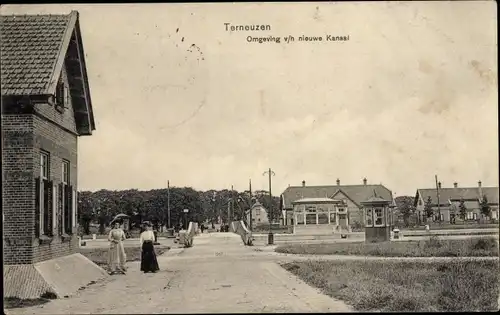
[139,222,160,273]
[107,221,127,274]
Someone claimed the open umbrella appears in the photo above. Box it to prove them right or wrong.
[110,213,129,225]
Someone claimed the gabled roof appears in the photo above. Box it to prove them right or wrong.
[281,184,394,209]
[1,11,96,135]
[415,187,499,207]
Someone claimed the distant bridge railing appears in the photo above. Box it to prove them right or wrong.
[181,222,198,248]
[230,220,253,246]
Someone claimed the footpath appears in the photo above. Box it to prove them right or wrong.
[6,233,353,314]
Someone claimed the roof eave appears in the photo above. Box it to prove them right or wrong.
[46,11,78,96]
[74,16,96,132]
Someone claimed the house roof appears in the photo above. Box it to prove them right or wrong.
[281,184,394,209]
[415,187,499,207]
[1,11,96,134]
[361,196,390,204]
[1,13,70,95]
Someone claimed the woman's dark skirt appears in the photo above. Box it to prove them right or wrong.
[140,241,160,273]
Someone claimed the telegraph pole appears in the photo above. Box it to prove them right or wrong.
[263,168,275,245]
[249,179,253,231]
[167,180,171,229]
[435,175,441,223]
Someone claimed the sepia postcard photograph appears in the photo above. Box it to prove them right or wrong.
[1,1,498,313]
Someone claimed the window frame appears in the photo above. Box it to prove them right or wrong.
[39,151,50,236]
[55,78,67,112]
[62,160,70,185]
[40,151,49,180]
[374,207,385,227]
[365,208,373,227]
[306,205,317,213]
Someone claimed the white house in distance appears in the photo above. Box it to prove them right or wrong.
[246,200,269,226]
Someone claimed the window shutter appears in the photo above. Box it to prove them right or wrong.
[65,85,70,107]
[58,183,64,235]
[43,179,51,235]
[35,177,41,238]
[72,189,77,228]
[67,186,74,234]
[65,185,72,234]
[52,183,58,235]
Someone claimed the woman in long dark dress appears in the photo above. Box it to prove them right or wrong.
[139,222,160,273]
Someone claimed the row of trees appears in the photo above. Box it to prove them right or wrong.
[77,187,282,235]
[394,194,493,226]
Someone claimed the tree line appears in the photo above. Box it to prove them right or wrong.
[77,187,282,234]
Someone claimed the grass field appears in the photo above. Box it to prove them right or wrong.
[275,237,499,257]
[79,245,170,266]
[282,259,498,312]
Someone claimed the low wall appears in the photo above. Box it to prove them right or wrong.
[230,221,253,246]
[180,222,198,248]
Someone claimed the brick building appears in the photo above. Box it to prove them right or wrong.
[2,11,102,298]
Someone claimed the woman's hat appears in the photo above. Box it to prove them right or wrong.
[143,221,151,227]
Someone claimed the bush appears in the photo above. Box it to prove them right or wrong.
[351,221,364,232]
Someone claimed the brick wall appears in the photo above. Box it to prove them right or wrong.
[3,65,81,265]
[2,114,35,265]
[32,66,79,264]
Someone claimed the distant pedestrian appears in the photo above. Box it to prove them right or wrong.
[139,222,160,273]
[107,221,127,274]
[200,224,205,234]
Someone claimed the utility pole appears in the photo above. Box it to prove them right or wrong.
[230,185,234,223]
[249,179,253,231]
[435,175,441,223]
[167,180,171,229]
[263,168,275,245]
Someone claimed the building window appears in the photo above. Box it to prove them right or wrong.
[466,212,474,220]
[55,78,67,112]
[60,161,73,236]
[306,213,317,224]
[318,213,329,224]
[365,208,373,226]
[374,208,385,226]
[37,151,53,237]
[40,151,49,180]
[62,160,70,185]
[419,199,422,206]
[306,205,317,212]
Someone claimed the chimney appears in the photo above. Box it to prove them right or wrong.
[302,180,306,187]
[478,180,483,199]
[336,178,340,186]
[438,182,442,189]
[453,182,458,188]
[363,178,367,185]
[478,180,482,188]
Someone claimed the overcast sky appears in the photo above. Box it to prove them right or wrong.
[2,2,497,196]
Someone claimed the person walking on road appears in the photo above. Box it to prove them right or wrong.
[107,221,127,274]
[140,222,160,273]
